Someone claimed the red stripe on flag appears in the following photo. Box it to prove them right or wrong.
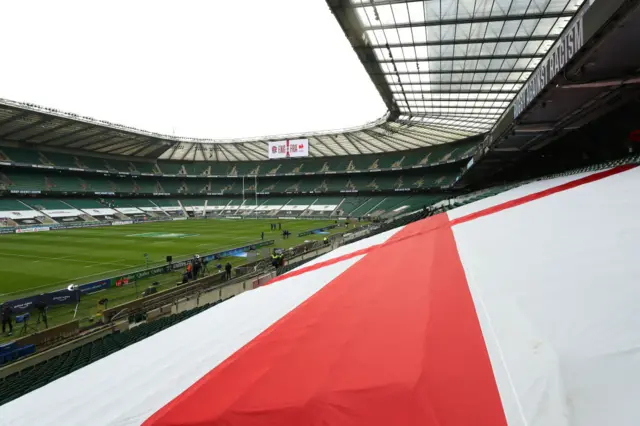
[144,214,507,426]
[267,244,382,286]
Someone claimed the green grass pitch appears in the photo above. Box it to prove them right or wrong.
[0,218,355,341]
[0,218,341,301]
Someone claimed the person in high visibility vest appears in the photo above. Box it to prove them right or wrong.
[323,237,329,245]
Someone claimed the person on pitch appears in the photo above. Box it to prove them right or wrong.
[1,303,13,336]
[224,262,232,280]
[193,255,202,279]
[186,262,193,280]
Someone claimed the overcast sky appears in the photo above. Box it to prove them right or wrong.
[0,0,386,140]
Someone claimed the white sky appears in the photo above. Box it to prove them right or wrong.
[0,0,386,140]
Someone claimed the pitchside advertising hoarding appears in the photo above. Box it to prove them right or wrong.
[268,139,309,159]
[3,240,277,314]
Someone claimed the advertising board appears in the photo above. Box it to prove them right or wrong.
[268,139,309,159]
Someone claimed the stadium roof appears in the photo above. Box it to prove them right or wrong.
[0,100,482,161]
[329,0,586,124]
[0,0,587,161]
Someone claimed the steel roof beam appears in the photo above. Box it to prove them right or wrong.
[0,111,32,126]
[0,117,45,139]
[74,135,126,150]
[326,0,400,115]
[196,143,208,162]
[235,145,252,161]
[393,89,520,94]
[363,11,574,30]
[126,143,154,157]
[406,119,488,134]
[216,146,233,162]
[387,123,458,143]
[350,0,425,6]
[311,136,343,156]
[384,123,450,144]
[221,145,243,162]
[110,141,150,155]
[373,68,531,75]
[394,121,470,140]
[232,144,250,161]
[395,115,494,129]
[331,133,363,155]
[349,132,393,153]
[362,129,402,151]
[375,53,543,63]
[343,133,375,154]
[166,142,182,160]
[365,35,556,49]
[239,142,268,160]
[50,128,111,146]
[39,125,99,144]
[98,142,137,154]
[98,138,149,154]
[388,79,524,85]
[366,128,426,149]
[387,96,512,101]
[26,121,81,142]
[180,143,197,161]
[321,135,352,156]
[399,105,512,110]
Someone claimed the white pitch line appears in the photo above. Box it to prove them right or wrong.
[0,252,136,268]
[0,264,145,298]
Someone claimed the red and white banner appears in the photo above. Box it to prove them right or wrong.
[15,226,50,234]
[268,138,309,159]
[2,165,640,426]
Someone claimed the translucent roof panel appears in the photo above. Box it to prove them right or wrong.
[350,0,587,134]
[156,118,480,161]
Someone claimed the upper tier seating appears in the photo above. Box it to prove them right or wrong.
[0,140,477,176]
[0,169,459,195]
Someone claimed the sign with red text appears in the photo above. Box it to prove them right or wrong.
[268,139,309,159]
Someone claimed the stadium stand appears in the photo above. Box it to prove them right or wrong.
[63,199,106,209]
[0,199,29,211]
[180,199,205,207]
[0,142,476,176]
[23,199,70,210]
[0,165,461,196]
[0,342,36,368]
